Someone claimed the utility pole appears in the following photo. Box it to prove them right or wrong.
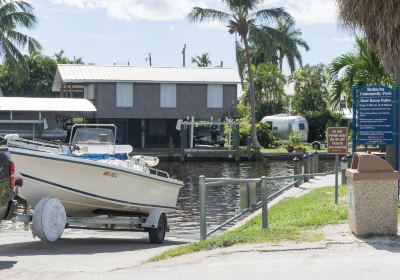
[146,53,152,66]
[182,44,186,67]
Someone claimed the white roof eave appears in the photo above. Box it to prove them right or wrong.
[0,97,97,112]
[52,64,241,92]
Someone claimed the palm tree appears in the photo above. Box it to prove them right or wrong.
[276,19,310,72]
[54,50,84,64]
[336,0,400,167]
[328,37,393,110]
[0,0,41,72]
[54,50,68,64]
[192,53,212,67]
[188,1,292,149]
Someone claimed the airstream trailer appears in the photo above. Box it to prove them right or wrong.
[261,114,309,142]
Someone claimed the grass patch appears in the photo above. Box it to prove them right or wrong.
[260,145,327,154]
[151,185,348,262]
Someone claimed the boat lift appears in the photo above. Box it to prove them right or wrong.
[179,119,241,162]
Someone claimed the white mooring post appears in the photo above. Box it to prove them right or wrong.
[199,175,207,240]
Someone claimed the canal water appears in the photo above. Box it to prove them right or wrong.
[159,159,335,239]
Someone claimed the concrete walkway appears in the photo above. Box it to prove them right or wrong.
[3,174,400,280]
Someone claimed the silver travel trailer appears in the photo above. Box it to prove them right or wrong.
[261,114,309,142]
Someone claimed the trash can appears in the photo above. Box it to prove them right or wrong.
[346,153,399,236]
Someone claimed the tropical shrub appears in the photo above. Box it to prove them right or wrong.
[239,120,252,146]
[256,122,275,148]
[304,110,346,142]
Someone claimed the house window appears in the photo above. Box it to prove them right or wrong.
[207,84,223,108]
[160,84,176,108]
[116,83,133,107]
[84,84,94,100]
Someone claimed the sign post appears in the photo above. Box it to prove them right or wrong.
[327,127,349,204]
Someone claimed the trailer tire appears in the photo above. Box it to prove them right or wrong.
[148,213,167,244]
[31,197,66,242]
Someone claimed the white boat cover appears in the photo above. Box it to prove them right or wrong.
[0,97,96,112]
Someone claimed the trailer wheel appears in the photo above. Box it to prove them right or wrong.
[148,213,167,244]
[31,197,66,242]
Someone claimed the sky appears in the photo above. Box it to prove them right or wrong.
[29,0,356,74]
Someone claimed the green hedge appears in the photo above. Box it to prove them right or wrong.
[304,110,346,142]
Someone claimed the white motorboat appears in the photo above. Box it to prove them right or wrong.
[6,125,183,218]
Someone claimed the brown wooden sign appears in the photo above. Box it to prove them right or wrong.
[327,127,348,154]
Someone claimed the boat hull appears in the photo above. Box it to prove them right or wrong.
[9,147,182,217]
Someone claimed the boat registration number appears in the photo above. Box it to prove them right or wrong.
[103,170,119,178]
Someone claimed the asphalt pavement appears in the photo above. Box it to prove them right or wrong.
[1,174,400,280]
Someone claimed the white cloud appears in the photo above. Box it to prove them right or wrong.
[324,36,354,43]
[51,0,206,21]
[51,0,337,27]
[266,0,337,25]
[197,21,226,30]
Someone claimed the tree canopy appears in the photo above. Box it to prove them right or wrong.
[0,51,83,97]
[0,0,41,76]
[188,0,292,148]
[290,64,328,115]
[328,37,393,110]
[191,53,212,67]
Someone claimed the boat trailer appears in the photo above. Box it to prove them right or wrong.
[12,197,168,244]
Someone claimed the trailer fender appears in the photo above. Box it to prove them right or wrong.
[142,209,165,229]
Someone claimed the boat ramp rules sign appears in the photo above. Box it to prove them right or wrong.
[327,127,348,154]
[357,85,393,145]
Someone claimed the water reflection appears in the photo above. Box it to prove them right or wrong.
[159,159,335,239]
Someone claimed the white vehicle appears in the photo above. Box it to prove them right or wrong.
[261,114,309,142]
[6,124,183,244]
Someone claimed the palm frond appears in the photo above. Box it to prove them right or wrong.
[336,0,400,76]
[187,7,230,23]
[253,8,292,23]
[223,0,263,12]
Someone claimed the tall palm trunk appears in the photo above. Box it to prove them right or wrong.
[386,74,400,168]
[243,35,261,149]
[279,50,284,72]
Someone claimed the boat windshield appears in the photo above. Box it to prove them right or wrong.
[71,127,114,145]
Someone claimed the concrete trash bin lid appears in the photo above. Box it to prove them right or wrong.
[346,153,399,181]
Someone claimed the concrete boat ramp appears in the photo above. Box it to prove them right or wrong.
[0,229,191,274]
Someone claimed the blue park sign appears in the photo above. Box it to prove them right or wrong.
[356,85,393,145]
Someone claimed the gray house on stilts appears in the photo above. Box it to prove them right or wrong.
[52,65,240,148]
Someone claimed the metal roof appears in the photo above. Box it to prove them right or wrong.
[0,97,96,112]
[52,64,241,92]
[262,114,307,121]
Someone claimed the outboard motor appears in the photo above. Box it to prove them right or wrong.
[64,122,74,143]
